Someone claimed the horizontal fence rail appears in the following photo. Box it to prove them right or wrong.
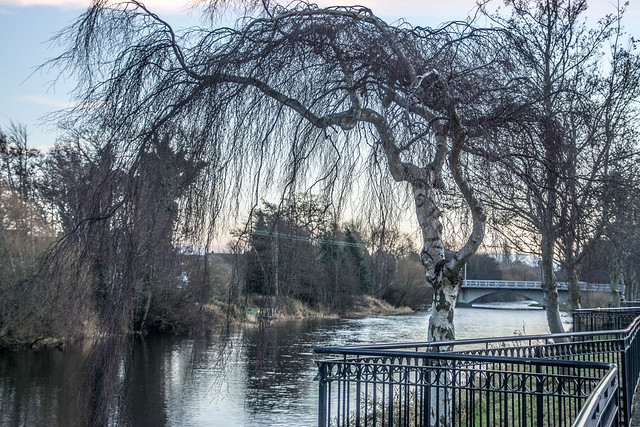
[315,307,640,426]
[620,301,640,308]
[573,308,640,333]
[573,368,619,427]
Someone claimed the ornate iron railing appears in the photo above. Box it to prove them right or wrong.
[315,350,616,427]
[315,307,640,426]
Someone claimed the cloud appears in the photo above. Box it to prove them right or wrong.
[0,0,193,13]
[0,0,87,7]
[313,0,482,25]
[15,95,71,108]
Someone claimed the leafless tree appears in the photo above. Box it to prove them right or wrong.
[472,0,640,332]
[0,125,73,350]
[600,165,640,304]
[52,0,512,340]
[47,1,525,423]
[0,123,41,202]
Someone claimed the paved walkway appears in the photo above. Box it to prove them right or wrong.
[633,389,640,425]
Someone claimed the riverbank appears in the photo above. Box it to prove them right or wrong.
[241,294,413,324]
[0,294,412,352]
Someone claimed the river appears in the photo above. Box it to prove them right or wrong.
[0,302,570,426]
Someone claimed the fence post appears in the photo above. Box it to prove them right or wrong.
[621,338,631,427]
[535,347,544,427]
[317,361,328,427]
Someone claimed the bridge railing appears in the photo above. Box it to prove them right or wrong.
[462,279,542,289]
[315,308,640,426]
[462,280,617,293]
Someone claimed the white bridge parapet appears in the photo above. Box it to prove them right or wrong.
[462,280,614,292]
[458,280,621,306]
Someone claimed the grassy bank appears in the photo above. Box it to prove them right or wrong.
[240,294,413,324]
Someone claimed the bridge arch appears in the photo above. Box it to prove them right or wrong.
[457,289,548,306]
[457,280,579,307]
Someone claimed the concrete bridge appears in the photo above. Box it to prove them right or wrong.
[458,280,617,306]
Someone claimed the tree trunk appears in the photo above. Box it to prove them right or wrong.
[429,274,461,343]
[611,282,621,307]
[567,264,582,310]
[412,184,460,427]
[541,234,565,334]
[412,185,458,341]
[138,288,152,333]
[623,266,637,301]
[271,231,279,298]
[610,259,622,307]
[427,272,460,427]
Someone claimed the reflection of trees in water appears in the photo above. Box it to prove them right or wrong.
[0,344,87,426]
[127,337,169,426]
[0,319,333,425]
[0,334,239,427]
[242,320,321,414]
[134,333,236,425]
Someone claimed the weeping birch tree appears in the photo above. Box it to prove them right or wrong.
[53,1,512,342]
[48,1,521,423]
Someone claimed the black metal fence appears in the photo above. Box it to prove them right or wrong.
[621,301,640,308]
[573,308,640,333]
[315,350,617,426]
[573,367,620,427]
[315,307,640,426]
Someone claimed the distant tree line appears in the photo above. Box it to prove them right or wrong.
[2,117,638,350]
[234,197,430,310]
[25,0,637,344]
[0,126,221,351]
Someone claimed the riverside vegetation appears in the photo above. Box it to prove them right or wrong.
[1,148,549,352]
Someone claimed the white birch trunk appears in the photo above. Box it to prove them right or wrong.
[413,184,459,426]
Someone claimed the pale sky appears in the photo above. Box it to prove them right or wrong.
[1,0,639,150]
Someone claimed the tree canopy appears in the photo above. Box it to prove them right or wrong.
[45,2,516,422]
[51,0,522,347]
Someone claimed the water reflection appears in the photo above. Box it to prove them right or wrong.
[127,337,169,426]
[0,344,85,426]
[0,305,569,426]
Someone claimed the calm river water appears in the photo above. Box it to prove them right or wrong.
[0,302,570,426]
